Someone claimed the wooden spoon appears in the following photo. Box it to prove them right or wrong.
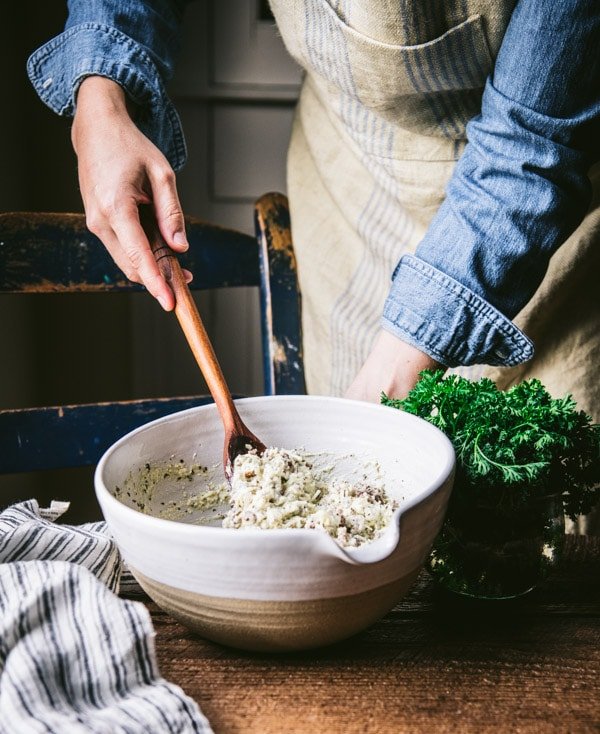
[139,206,266,479]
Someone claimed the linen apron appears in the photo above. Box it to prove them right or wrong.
[269,0,600,424]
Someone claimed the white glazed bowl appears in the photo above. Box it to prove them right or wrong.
[95,396,455,651]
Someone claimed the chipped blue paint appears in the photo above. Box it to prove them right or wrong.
[0,195,305,475]
[256,193,306,396]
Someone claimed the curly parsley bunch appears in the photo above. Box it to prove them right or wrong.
[383,371,600,519]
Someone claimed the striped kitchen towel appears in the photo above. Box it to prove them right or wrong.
[0,500,213,734]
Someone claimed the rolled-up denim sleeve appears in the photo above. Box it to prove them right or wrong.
[383,0,600,368]
[26,0,188,171]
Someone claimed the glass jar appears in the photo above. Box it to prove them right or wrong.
[427,491,565,599]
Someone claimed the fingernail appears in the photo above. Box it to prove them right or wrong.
[173,230,188,249]
[158,294,170,311]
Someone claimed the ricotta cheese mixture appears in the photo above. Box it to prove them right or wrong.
[119,448,399,548]
[222,447,398,547]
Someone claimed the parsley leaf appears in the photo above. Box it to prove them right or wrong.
[382,371,600,519]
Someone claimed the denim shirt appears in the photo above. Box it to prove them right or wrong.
[27,0,600,369]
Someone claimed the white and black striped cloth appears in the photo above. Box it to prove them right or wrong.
[0,500,213,733]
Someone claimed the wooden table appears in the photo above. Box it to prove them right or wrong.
[148,536,600,733]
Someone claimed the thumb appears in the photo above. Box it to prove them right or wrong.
[150,166,188,252]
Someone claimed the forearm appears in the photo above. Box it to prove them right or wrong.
[28,0,189,171]
[64,0,188,81]
[383,0,600,369]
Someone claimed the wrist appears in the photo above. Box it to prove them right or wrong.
[75,76,128,112]
[375,330,441,398]
[72,77,132,150]
[345,329,442,403]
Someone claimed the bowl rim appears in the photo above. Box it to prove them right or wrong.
[94,395,455,564]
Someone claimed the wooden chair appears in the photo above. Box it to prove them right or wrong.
[0,193,305,478]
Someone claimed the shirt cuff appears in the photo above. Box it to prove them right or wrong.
[26,23,186,172]
[382,254,534,368]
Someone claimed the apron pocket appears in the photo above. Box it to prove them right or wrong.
[310,2,494,111]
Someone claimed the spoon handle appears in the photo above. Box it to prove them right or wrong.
[139,207,242,434]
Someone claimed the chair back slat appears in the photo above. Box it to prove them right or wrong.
[0,397,214,474]
[0,212,259,293]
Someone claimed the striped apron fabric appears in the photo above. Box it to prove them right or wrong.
[270,0,600,423]
[0,500,212,734]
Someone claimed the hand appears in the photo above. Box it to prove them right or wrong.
[345,329,443,403]
[71,76,191,310]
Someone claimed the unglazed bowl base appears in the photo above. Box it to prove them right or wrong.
[131,567,421,652]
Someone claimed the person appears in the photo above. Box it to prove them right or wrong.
[27,0,600,418]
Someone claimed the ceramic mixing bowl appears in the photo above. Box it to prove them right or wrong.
[95,395,455,651]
